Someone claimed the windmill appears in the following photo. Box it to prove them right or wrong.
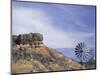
[75,42,94,64]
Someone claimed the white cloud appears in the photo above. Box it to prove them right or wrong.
[12,6,94,48]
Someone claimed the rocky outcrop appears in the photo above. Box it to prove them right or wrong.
[12,33,85,74]
[12,33,43,48]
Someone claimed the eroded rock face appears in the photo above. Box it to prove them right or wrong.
[12,33,85,74]
[12,33,43,48]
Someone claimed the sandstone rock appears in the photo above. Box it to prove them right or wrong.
[46,63,61,71]
[12,33,86,74]
[13,33,44,48]
[12,59,33,73]
[31,60,48,72]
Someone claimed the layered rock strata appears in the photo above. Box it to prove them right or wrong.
[12,33,85,74]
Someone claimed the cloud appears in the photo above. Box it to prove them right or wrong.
[12,2,95,48]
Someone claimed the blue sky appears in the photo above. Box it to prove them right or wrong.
[12,1,96,48]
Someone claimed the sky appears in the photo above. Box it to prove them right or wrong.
[12,1,96,48]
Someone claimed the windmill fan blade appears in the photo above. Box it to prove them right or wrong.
[78,43,82,49]
[76,45,80,49]
[78,44,80,48]
[81,42,85,48]
[80,43,82,47]
[75,50,80,53]
[76,53,82,58]
[75,53,79,55]
[75,52,81,55]
[75,53,81,57]
[84,55,88,60]
[83,55,87,60]
[75,48,79,50]
[76,43,83,50]
[75,53,79,56]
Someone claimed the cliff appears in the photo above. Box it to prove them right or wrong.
[12,33,85,74]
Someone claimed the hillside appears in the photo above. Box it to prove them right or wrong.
[11,33,85,74]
